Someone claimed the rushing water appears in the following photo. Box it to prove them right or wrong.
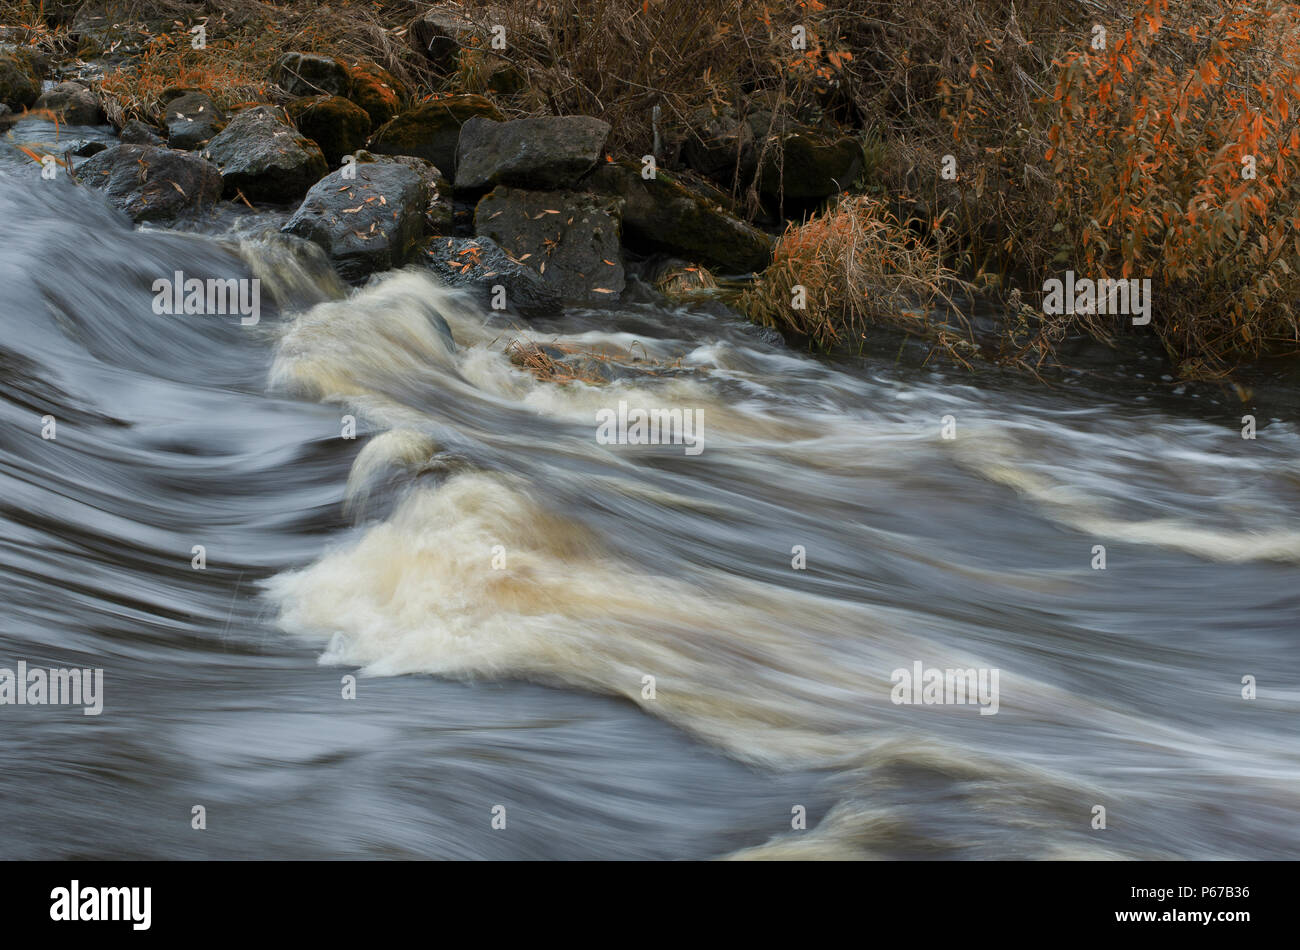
[1,127,1298,860]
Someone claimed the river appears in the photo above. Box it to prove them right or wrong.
[1,121,1298,860]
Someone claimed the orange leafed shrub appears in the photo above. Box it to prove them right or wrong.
[1047,0,1300,376]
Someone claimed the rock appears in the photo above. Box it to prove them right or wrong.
[0,103,12,131]
[286,95,371,166]
[372,153,455,234]
[410,4,553,70]
[347,61,406,125]
[163,91,225,150]
[758,131,864,200]
[120,118,165,146]
[409,6,475,71]
[474,186,625,305]
[681,103,755,184]
[415,235,561,316]
[0,49,40,110]
[203,105,328,203]
[77,144,222,221]
[584,162,772,274]
[272,52,352,98]
[455,115,610,190]
[33,80,100,124]
[69,139,107,157]
[281,156,449,283]
[367,94,502,176]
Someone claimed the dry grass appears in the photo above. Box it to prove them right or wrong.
[738,194,971,361]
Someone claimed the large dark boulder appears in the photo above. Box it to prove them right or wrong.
[474,186,625,305]
[584,162,772,274]
[272,52,352,98]
[455,115,610,190]
[367,95,502,176]
[347,61,406,126]
[758,131,864,200]
[0,49,40,110]
[281,156,450,283]
[77,144,222,221]
[33,80,101,124]
[164,91,225,150]
[415,235,561,316]
[202,106,328,203]
[286,95,371,166]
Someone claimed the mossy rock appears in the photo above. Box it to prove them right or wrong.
[287,95,372,166]
[347,61,407,126]
[367,95,503,176]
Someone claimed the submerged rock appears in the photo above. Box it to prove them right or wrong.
[367,94,502,176]
[33,80,101,124]
[77,144,222,221]
[203,106,328,203]
[415,235,561,316]
[584,161,772,274]
[286,95,371,166]
[455,115,610,190]
[282,156,449,283]
[474,186,625,305]
[163,91,225,150]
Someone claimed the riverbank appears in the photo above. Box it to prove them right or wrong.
[3,0,1300,397]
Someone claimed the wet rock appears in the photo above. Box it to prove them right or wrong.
[367,94,502,176]
[372,153,455,234]
[286,95,371,166]
[282,156,449,283]
[120,118,165,146]
[455,115,610,190]
[69,139,107,157]
[0,49,40,110]
[163,91,225,150]
[272,52,352,98]
[415,235,561,316]
[33,80,101,124]
[77,144,222,221]
[474,186,625,305]
[758,131,863,200]
[347,61,406,125]
[203,105,328,203]
[584,161,772,274]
